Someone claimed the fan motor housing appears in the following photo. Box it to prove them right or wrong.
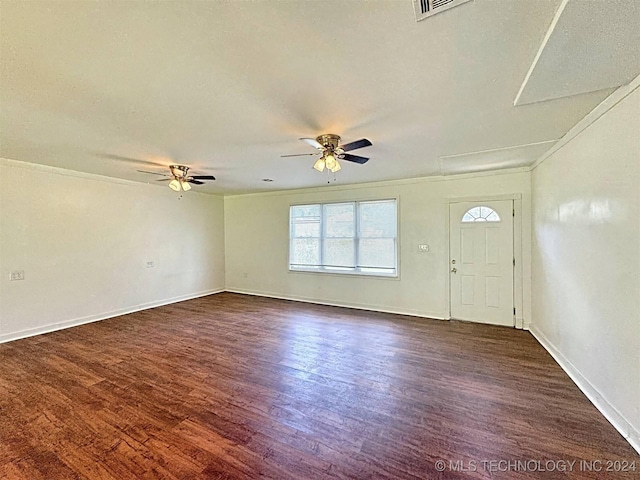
[316,134,340,150]
[170,164,189,178]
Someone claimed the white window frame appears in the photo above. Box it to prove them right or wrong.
[289,198,398,278]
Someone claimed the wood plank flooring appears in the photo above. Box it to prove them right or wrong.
[0,292,637,479]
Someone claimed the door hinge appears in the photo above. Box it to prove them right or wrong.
[513,307,516,315]
[512,209,515,217]
[513,257,516,266]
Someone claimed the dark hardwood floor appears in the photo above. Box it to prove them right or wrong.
[0,293,637,479]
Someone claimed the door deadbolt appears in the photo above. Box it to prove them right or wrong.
[451,259,456,264]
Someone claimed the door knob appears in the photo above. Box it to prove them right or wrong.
[451,268,457,273]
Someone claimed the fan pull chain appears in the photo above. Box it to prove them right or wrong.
[326,170,338,184]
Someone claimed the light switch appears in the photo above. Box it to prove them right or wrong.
[418,244,429,252]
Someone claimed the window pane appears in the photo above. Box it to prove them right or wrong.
[358,238,396,269]
[323,238,355,268]
[359,200,397,237]
[290,238,320,266]
[323,203,355,238]
[485,210,500,221]
[291,205,321,237]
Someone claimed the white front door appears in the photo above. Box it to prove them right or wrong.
[449,200,514,326]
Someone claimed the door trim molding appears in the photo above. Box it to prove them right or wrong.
[448,193,522,204]
[447,194,524,328]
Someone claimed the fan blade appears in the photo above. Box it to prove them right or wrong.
[341,138,372,152]
[138,169,170,176]
[100,154,153,164]
[190,175,216,180]
[299,138,323,150]
[97,153,167,168]
[281,153,321,157]
[187,179,205,185]
[156,178,171,182]
[341,153,369,164]
[104,154,147,163]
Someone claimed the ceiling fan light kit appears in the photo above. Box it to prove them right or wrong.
[314,152,342,173]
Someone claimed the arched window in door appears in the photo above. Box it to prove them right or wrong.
[461,206,500,222]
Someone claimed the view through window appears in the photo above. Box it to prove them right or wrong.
[289,199,397,276]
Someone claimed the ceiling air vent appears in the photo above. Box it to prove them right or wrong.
[414,0,472,21]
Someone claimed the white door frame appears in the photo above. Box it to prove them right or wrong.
[446,193,524,329]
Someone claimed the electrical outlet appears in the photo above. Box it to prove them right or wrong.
[146,261,154,268]
[418,244,429,252]
[10,270,25,281]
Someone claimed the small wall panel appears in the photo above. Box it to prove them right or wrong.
[461,275,475,305]
[485,276,500,308]
[485,227,500,265]
[461,228,475,265]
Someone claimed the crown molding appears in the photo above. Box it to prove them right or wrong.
[0,157,224,198]
[530,73,640,170]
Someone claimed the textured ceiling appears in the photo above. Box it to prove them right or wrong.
[1,0,636,194]
[515,0,640,105]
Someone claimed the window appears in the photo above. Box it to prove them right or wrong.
[290,199,397,276]
[462,206,500,222]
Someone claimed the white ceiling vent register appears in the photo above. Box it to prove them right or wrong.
[413,0,473,21]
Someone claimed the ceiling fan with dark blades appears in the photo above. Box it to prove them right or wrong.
[96,153,216,192]
[282,134,372,172]
[138,165,215,192]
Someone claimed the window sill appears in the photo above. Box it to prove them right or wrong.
[288,267,399,279]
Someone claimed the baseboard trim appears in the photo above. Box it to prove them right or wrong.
[225,288,448,321]
[529,325,640,455]
[0,288,225,344]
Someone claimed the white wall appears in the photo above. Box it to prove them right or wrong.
[531,85,640,452]
[0,159,226,342]
[224,170,531,323]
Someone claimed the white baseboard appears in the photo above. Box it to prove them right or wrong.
[529,325,640,455]
[0,288,225,344]
[224,287,448,321]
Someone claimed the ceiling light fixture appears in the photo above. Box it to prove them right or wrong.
[313,157,326,172]
[169,178,181,191]
[324,153,337,170]
[180,179,191,191]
